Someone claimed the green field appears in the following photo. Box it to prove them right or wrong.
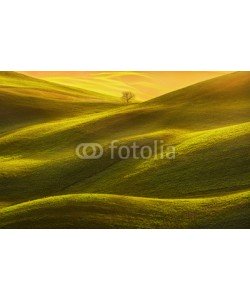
[0,71,249,228]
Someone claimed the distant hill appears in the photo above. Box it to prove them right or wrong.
[0,71,119,131]
[20,71,231,101]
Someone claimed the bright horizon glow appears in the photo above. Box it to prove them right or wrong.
[21,71,232,101]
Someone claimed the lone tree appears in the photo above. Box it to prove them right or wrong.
[121,91,135,104]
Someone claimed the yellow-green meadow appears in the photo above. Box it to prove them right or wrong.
[0,71,249,228]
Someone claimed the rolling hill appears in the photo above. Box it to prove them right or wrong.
[0,191,249,228]
[0,71,249,228]
[21,71,231,101]
[0,72,119,132]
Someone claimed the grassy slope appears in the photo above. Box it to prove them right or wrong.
[0,191,249,228]
[0,71,249,228]
[0,71,117,101]
[70,122,250,198]
[1,72,249,201]
[0,72,119,132]
[22,71,230,101]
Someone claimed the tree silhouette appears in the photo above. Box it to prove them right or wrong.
[121,91,135,104]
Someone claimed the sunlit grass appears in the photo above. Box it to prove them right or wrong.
[0,191,249,228]
[0,71,249,228]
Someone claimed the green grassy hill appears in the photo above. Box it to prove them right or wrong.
[0,72,119,132]
[0,71,249,228]
[0,191,249,228]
